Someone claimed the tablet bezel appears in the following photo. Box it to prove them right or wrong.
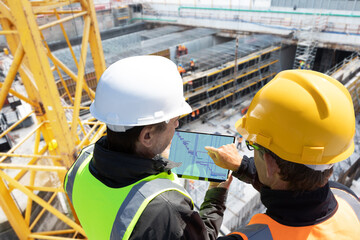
[169,130,234,182]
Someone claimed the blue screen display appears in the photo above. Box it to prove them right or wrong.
[169,131,234,181]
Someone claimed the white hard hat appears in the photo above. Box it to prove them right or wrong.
[90,55,192,131]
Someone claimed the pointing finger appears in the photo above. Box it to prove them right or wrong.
[205,146,218,153]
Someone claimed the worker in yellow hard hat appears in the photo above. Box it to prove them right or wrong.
[64,56,232,240]
[205,70,360,240]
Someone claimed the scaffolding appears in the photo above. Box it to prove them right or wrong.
[112,5,130,26]
[292,15,327,69]
[179,35,282,72]
[329,52,360,114]
[178,34,282,125]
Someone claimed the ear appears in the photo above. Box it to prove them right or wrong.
[138,125,156,148]
[264,152,279,178]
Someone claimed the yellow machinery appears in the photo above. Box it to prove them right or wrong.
[0,0,106,238]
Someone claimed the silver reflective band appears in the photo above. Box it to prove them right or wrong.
[331,188,360,220]
[110,178,188,240]
[304,163,334,172]
[65,145,94,204]
[107,125,134,132]
[107,119,171,133]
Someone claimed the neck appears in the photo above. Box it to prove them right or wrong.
[260,183,337,226]
[135,142,156,159]
[268,176,289,190]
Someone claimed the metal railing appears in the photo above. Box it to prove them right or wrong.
[325,51,360,76]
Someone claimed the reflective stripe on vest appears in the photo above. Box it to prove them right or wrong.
[228,188,360,240]
[110,178,189,239]
[331,188,360,220]
[65,144,94,204]
[64,146,193,240]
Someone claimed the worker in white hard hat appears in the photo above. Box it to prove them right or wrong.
[64,55,232,240]
[205,70,360,240]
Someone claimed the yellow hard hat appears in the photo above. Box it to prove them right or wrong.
[235,70,355,165]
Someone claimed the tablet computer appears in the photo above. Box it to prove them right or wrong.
[169,130,235,182]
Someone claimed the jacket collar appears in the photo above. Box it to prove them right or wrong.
[260,183,338,226]
[89,136,180,188]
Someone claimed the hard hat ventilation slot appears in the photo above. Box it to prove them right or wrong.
[256,134,272,148]
[154,111,165,119]
[301,146,324,163]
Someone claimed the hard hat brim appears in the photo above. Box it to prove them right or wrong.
[90,99,192,127]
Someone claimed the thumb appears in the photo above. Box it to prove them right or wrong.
[207,151,216,159]
[205,146,218,157]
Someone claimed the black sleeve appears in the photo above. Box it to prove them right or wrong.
[217,235,244,240]
[232,155,263,191]
[130,188,228,240]
[199,187,228,240]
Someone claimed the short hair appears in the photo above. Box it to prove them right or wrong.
[106,122,167,154]
[258,146,333,192]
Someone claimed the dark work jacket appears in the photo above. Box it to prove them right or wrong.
[90,136,228,240]
[218,156,360,240]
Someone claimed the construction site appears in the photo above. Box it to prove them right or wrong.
[0,0,359,239]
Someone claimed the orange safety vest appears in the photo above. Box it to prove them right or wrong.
[227,188,360,240]
[178,66,185,73]
[190,60,195,67]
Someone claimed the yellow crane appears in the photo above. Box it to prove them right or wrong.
[0,0,106,238]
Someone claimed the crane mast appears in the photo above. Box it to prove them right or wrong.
[0,0,106,238]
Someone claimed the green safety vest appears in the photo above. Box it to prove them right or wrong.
[64,145,194,240]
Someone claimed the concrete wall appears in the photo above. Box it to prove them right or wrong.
[132,0,271,9]
[272,0,360,11]
[139,3,360,48]
[40,9,115,44]
[279,44,296,70]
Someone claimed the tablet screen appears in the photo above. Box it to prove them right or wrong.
[169,130,234,182]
